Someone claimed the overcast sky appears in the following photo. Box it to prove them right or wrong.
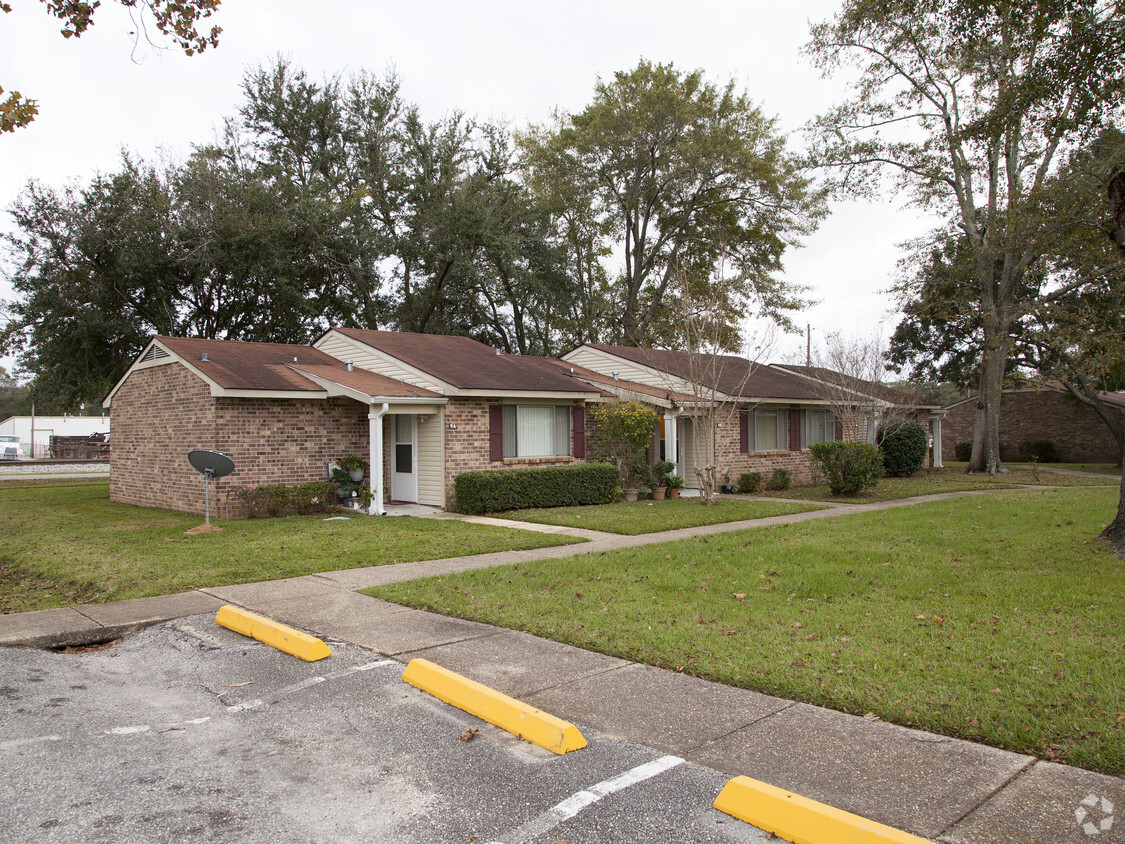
[1,0,941,372]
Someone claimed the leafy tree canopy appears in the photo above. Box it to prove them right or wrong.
[520,60,826,350]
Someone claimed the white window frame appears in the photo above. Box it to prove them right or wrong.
[502,405,572,459]
[802,410,835,448]
[748,409,788,451]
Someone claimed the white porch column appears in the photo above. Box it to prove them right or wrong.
[664,409,682,473]
[368,403,389,515]
[932,416,944,468]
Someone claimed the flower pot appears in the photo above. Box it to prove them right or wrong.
[348,467,364,482]
[652,486,667,501]
[623,487,639,503]
[668,488,680,499]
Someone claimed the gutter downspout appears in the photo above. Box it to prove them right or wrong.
[369,403,389,516]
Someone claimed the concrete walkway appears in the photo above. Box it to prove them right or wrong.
[2,489,1122,843]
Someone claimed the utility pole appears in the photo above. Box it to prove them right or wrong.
[806,324,812,367]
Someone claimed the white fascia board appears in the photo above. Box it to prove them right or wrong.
[458,389,602,401]
[314,330,452,393]
[215,388,329,400]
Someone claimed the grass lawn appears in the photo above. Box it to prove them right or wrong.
[0,479,579,615]
[496,498,826,535]
[370,486,1125,774]
[755,465,1116,502]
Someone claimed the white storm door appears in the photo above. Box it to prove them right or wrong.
[390,414,418,502]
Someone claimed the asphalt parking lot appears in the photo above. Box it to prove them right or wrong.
[0,615,769,843]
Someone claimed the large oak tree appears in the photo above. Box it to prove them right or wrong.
[807,0,1125,474]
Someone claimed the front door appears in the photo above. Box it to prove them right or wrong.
[390,414,418,502]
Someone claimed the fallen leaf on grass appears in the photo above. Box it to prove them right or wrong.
[733,593,747,600]
[863,713,882,722]
[915,614,926,620]
[460,728,479,742]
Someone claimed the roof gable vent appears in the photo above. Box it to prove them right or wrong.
[140,344,170,363]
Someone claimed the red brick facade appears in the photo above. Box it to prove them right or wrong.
[442,398,579,509]
[943,390,1123,463]
[110,363,367,517]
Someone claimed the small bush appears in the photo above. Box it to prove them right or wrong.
[1028,439,1060,463]
[738,472,762,494]
[238,482,335,518]
[765,468,792,491]
[810,441,884,496]
[455,462,619,515]
[877,421,928,477]
[954,442,973,462]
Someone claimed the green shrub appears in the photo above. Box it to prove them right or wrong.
[810,441,884,495]
[738,472,762,494]
[455,463,619,515]
[239,482,335,518]
[1028,439,1060,462]
[954,442,973,462]
[765,468,792,491]
[877,421,928,477]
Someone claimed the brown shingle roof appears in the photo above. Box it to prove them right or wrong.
[154,336,437,398]
[332,329,597,393]
[581,344,825,401]
[289,364,440,398]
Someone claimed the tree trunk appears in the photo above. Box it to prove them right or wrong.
[1100,444,1125,557]
[1102,170,1125,554]
[966,325,1008,474]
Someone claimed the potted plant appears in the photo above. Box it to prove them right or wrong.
[665,472,685,499]
[624,456,654,503]
[651,460,675,501]
[340,455,368,483]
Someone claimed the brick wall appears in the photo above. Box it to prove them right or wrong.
[110,362,370,517]
[110,364,219,515]
[710,406,821,486]
[443,397,580,508]
[942,390,1122,463]
[214,396,368,510]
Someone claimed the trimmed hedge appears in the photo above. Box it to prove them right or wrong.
[810,441,884,495]
[455,463,619,515]
[954,442,973,462]
[877,421,928,477]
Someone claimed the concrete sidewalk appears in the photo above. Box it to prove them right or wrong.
[2,494,1122,843]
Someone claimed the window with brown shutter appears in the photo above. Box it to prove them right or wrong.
[488,404,504,462]
[572,405,586,458]
[739,410,749,453]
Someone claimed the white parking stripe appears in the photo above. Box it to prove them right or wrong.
[91,660,399,736]
[485,755,686,844]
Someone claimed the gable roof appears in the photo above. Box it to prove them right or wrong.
[541,358,697,406]
[329,328,597,394]
[105,336,442,407]
[156,336,337,392]
[575,343,825,402]
[769,364,940,409]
